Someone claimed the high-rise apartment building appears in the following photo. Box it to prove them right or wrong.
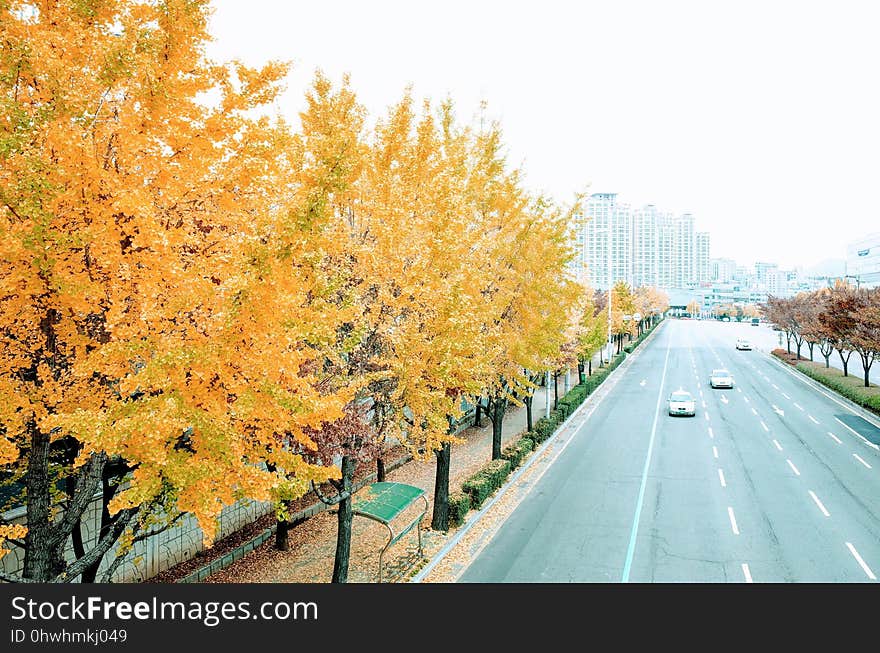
[574,195,709,290]
[695,232,711,283]
[580,193,632,290]
[711,258,737,283]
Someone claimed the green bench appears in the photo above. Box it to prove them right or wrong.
[352,482,428,582]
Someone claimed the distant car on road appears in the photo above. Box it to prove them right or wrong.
[709,369,734,388]
[736,338,752,350]
[667,389,697,417]
[751,318,760,326]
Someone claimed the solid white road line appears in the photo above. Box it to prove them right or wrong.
[741,563,753,583]
[808,415,820,424]
[787,459,800,476]
[772,439,782,451]
[794,402,804,411]
[782,392,790,400]
[854,454,873,469]
[761,421,770,432]
[621,338,672,584]
[827,431,843,445]
[718,469,727,487]
[834,417,880,451]
[728,507,740,535]
[713,446,719,459]
[808,490,830,517]
[846,542,877,580]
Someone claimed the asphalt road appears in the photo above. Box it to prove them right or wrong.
[458,319,880,582]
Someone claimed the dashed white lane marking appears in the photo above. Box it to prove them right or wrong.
[728,507,740,535]
[704,412,709,421]
[808,415,820,424]
[718,469,727,487]
[782,392,791,400]
[772,439,782,451]
[741,563,753,583]
[787,459,800,476]
[736,387,742,393]
[846,542,877,580]
[744,396,751,403]
[854,454,873,469]
[751,407,758,416]
[708,427,714,438]
[702,401,707,408]
[808,490,830,517]
[834,417,880,451]
[827,432,843,445]
[761,421,769,432]
[794,402,804,411]
[771,383,779,390]
[713,446,719,459]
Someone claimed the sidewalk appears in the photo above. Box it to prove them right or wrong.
[205,359,601,583]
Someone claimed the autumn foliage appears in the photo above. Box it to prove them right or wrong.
[1,0,590,581]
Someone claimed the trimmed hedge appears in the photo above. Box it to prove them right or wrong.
[483,459,511,488]
[501,436,534,470]
[461,473,493,509]
[794,363,880,415]
[447,492,472,528]
[461,459,512,509]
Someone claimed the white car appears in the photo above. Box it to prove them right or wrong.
[709,368,734,389]
[736,338,752,350]
[667,389,697,417]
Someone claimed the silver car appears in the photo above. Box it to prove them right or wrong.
[667,389,697,417]
[709,368,734,388]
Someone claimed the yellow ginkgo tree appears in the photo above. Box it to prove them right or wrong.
[0,0,344,582]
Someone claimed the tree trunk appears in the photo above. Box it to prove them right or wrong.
[861,353,873,388]
[795,341,802,360]
[376,456,386,482]
[275,499,293,551]
[807,342,814,361]
[474,399,483,428]
[431,441,451,531]
[577,360,585,384]
[588,359,592,376]
[331,455,356,583]
[23,425,60,582]
[837,349,850,376]
[553,371,559,409]
[81,470,119,583]
[491,394,507,460]
[786,333,792,354]
[525,394,533,431]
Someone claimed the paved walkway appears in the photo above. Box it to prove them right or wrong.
[206,359,602,583]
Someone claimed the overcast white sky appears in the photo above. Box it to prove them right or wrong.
[206,0,880,271]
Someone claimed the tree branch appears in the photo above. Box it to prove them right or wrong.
[51,452,106,548]
[311,480,350,506]
[52,507,137,583]
[0,570,38,584]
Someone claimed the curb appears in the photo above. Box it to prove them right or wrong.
[177,453,413,583]
[409,319,667,583]
[763,351,880,434]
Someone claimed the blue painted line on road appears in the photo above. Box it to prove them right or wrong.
[621,336,671,583]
